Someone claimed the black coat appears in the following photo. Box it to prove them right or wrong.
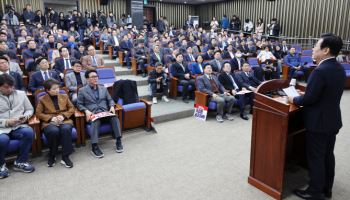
[236,71,261,89]
[112,80,139,105]
[218,72,241,91]
[293,58,346,133]
[171,62,191,80]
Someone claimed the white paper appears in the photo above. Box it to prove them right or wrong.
[237,90,253,95]
[283,86,300,97]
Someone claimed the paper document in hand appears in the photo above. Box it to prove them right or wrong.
[89,112,115,122]
[237,90,253,95]
[283,86,300,97]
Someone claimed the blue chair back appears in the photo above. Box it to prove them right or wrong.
[97,67,116,85]
[302,49,312,56]
[341,63,350,71]
[247,57,259,68]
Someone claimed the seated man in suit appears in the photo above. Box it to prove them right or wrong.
[210,51,223,73]
[218,62,251,119]
[81,45,104,71]
[222,44,235,60]
[65,61,87,105]
[149,45,164,67]
[148,62,170,104]
[0,74,35,178]
[184,46,196,63]
[120,35,133,67]
[77,70,123,158]
[134,40,148,77]
[189,55,204,75]
[0,56,23,90]
[28,57,61,93]
[236,63,261,93]
[285,47,307,79]
[22,40,43,61]
[42,34,57,56]
[54,47,76,79]
[202,47,215,61]
[171,53,195,103]
[197,64,235,122]
[231,50,245,72]
[107,29,120,57]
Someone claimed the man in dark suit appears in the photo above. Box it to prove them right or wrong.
[0,56,23,90]
[107,30,120,57]
[218,62,250,120]
[120,35,133,67]
[149,45,164,67]
[54,47,76,79]
[184,46,197,63]
[171,54,195,103]
[289,34,346,200]
[197,64,236,122]
[28,57,61,93]
[236,63,262,92]
[209,51,223,73]
[148,63,170,104]
[202,47,215,61]
[77,70,123,158]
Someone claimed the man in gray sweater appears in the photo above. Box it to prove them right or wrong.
[0,74,35,179]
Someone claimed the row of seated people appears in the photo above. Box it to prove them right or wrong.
[149,52,261,121]
[0,69,123,179]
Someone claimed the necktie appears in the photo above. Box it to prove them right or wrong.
[229,74,238,90]
[216,60,221,70]
[245,72,249,77]
[65,59,70,69]
[190,54,194,61]
[44,71,49,80]
[92,56,97,67]
[199,64,203,73]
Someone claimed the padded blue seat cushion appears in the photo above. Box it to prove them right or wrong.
[122,102,146,112]
[208,101,217,110]
[41,128,77,145]
[97,69,115,78]
[99,78,116,85]
[8,140,20,153]
[86,123,112,137]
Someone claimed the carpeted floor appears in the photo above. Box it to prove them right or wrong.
[1,91,349,200]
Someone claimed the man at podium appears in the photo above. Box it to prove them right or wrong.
[288,33,346,200]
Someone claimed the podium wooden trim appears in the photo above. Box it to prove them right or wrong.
[248,79,306,200]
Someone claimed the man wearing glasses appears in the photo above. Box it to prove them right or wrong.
[77,70,123,158]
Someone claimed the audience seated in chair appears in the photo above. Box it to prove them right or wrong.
[35,79,75,168]
[0,56,24,90]
[81,45,104,71]
[285,47,308,79]
[134,39,148,77]
[236,63,261,93]
[77,70,123,158]
[171,53,195,103]
[148,62,170,104]
[54,47,76,79]
[218,62,252,120]
[0,74,35,179]
[196,64,236,123]
[65,61,87,105]
[28,57,62,93]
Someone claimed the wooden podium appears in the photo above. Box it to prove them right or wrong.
[248,79,307,200]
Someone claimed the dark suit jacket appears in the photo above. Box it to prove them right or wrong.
[231,57,245,72]
[8,71,24,90]
[209,59,223,72]
[236,71,261,89]
[184,54,197,62]
[28,70,62,93]
[112,80,139,105]
[149,52,164,66]
[171,62,191,80]
[202,52,214,61]
[77,84,115,114]
[120,40,133,51]
[218,72,240,91]
[54,57,76,74]
[293,58,346,133]
[196,74,225,96]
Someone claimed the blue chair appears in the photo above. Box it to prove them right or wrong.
[116,98,152,130]
[301,56,316,68]
[168,64,195,98]
[302,49,313,56]
[35,90,82,153]
[97,67,116,85]
[247,57,260,68]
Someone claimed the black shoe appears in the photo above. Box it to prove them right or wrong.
[324,189,332,199]
[47,156,56,167]
[240,114,249,120]
[294,189,325,200]
[61,156,73,168]
[116,139,124,153]
[91,145,104,158]
[249,109,253,114]
[182,99,189,103]
[142,73,147,77]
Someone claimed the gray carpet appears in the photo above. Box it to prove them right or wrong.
[1,91,349,200]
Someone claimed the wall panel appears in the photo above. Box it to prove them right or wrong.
[198,0,350,40]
